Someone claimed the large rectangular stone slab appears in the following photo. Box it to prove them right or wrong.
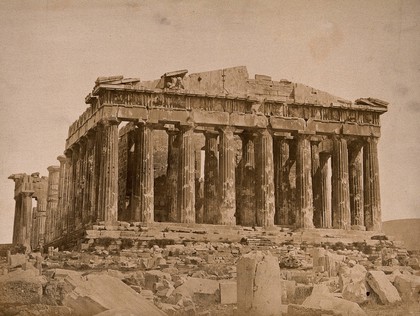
[366,270,401,304]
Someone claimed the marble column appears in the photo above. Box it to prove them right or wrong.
[95,124,104,223]
[274,137,292,225]
[56,155,66,238]
[319,153,332,228]
[86,131,97,225]
[12,193,22,244]
[311,141,323,228]
[178,125,195,223]
[46,166,60,243]
[166,130,180,222]
[31,207,38,250]
[348,142,365,229]
[63,152,73,235]
[332,136,351,230]
[218,127,236,225]
[363,137,381,231]
[99,119,119,224]
[255,130,275,227]
[238,131,256,226]
[9,174,24,245]
[21,190,34,250]
[36,198,47,249]
[132,123,154,223]
[204,131,219,224]
[76,138,87,229]
[295,135,314,228]
[69,144,79,232]
[118,130,129,221]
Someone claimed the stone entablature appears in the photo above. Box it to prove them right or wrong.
[9,66,388,250]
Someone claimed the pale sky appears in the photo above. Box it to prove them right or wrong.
[0,0,419,243]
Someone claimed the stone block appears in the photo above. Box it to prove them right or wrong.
[0,268,46,305]
[85,230,101,238]
[366,270,401,304]
[302,284,366,316]
[57,270,165,315]
[294,285,313,304]
[8,253,27,268]
[339,264,368,304]
[219,280,237,304]
[100,230,121,238]
[394,274,420,302]
[173,277,219,298]
[144,270,172,292]
[237,251,282,316]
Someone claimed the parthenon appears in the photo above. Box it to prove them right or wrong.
[9,66,388,251]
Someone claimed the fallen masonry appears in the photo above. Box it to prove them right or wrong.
[1,225,419,315]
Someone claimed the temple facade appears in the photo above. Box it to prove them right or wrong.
[9,66,388,250]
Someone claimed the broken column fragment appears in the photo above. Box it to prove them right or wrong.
[237,251,282,316]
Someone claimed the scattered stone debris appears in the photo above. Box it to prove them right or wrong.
[0,226,419,315]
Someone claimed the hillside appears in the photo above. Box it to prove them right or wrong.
[383,218,420,251]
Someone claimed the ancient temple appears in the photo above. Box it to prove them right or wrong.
[9,66,388,250]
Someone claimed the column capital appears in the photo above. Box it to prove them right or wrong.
[217,125,235,134]
[100,117,120,126]
[203,130,219,138]
[47,165,60,173]
[364,136,379,144]
[21,191,34,197]
[57,155,66,163]
[179,123,195,133]
[166,127,180,136]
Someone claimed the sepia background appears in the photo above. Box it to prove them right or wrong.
[0,0,419,243]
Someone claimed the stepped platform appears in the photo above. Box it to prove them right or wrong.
[46,221,397,252]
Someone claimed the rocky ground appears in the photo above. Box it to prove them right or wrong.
[0,223,419,315]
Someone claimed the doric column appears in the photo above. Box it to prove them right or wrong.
[86,131,97,225]
[255,129,275,227]
[12,194,22,244]
[99,119,120,224]
[31,207,38,250]
[274,137,292,225]
[9,174,24,245]
[36,198,47,249]
[319,153,332,228]
[295,135,314,228]
[363,137,381,231]
[204,131,219,224]
[218,126,236,225]
[56,155,66,238]
[75,138,87,229]
[237,131,256,226]
[21,190,34,251]
[46,166,60,243]
[349,141,365,229]
[63,152,72,235]
[332,136,351,229]
[132,123,154,223]
[95,123,104,223]
[166,129,180,222]
[118,129,129,221]
[68,144,79,232]
[178,125,195,223]
[311,140,327,228]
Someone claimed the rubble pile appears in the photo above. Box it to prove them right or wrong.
[0,224,419,315]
